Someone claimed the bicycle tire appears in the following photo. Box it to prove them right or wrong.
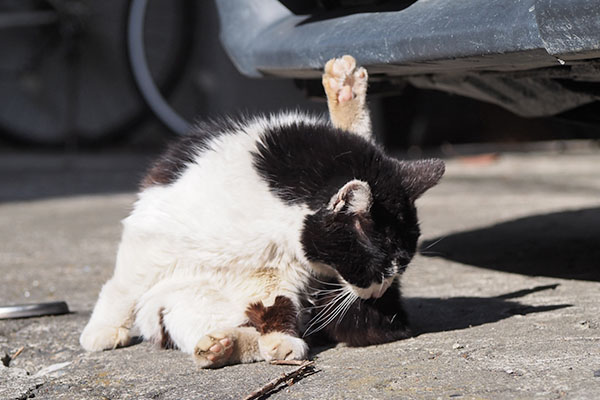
[127,0,194,136]
[0,0,193,146]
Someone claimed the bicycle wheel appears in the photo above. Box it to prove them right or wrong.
[127,0,194,136]
[0,0,192,146]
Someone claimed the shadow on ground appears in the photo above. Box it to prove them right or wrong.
[406,284,570,335]
[420,207,600,282]
[0,153,155,203]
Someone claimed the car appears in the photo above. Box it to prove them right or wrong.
[216,0,600,120]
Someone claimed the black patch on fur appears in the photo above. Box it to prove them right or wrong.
[141,117,240,188]
[252,121,430,288]
[245,296,299,336]
[252,121,384,209]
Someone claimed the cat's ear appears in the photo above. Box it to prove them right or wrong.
[397,159,445,201]
[328,179,372,215]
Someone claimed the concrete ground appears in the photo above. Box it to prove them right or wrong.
[1,145,599,399]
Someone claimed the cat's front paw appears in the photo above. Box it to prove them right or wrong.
[258,332,308,362]
[323,55,368,104]
[194,332,235,368]
[80,323,131,351]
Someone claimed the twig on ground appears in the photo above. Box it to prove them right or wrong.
[11,346,25,360]
[242,360,316,400]
[1,346,25,367]
[269,359,307,366]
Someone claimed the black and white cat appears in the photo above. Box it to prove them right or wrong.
[80,55,444,368]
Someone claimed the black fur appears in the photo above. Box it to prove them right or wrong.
[253,120,440,289]
[253,119,443,347]
[252,121,383,209]
[252,120,444,207]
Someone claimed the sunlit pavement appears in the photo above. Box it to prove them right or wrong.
[1,145,599,399]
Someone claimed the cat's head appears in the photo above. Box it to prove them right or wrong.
[301,159,445,299]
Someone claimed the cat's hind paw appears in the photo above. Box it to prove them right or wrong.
[323,55,368,104]
[80,324,131,352]
[258,332,308,362]
[194,332,235,368]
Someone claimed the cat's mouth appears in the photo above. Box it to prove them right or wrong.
[348,276,394,299]
[310,263,396,299]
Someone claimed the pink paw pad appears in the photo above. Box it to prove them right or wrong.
[194,334,234,368]
[323,55,368,104]
[338,86,353,103]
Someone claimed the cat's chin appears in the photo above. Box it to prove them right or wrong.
[348,276,395,299]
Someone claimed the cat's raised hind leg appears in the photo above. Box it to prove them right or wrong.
[323,55,372,140]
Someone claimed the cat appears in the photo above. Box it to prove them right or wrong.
[80,55,444,368]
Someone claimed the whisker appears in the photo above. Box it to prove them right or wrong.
[303,290,348,337]
[310,277,344,287]
[305,285,345,294]
[301,287,346,312]
[335,292,357,328]
[309,283,345,291]
[305,296,347,337]
[339,295,357,326]
[303,287,356,337]
[302,290,346,336]
[302,301,337,311]
[419,235,447,251]
[313,290,356,335]
[419,250,445,257]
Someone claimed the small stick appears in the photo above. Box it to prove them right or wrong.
[269,359,307,366]
[242,360,315,400]
[11,346,25,360]
[1,346,25,368]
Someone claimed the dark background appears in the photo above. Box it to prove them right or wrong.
[0,0,598,154]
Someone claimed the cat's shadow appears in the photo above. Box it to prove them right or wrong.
[404,284,569,335]
[420,207,600,282]
[306,284,569,358]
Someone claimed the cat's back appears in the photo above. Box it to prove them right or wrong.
[124,112,342,260]
[142,112,331,189]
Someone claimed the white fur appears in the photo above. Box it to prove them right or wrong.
[80,113,324,356]
[258,332,309,361]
